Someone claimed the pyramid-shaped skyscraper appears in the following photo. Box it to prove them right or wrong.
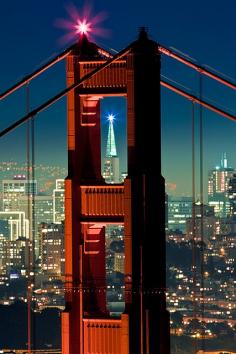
[103,115,120,183]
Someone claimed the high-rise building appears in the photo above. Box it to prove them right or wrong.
[40,223,64,276]
[53,179,65,224]
[228,173,236,218]
[168,196,192,232]
[186,202,216,243]
[2,175,37,212]
[0,237,31,276]
[0,211,29,240]
[114,253,125,273]
[18,195,53,258]
[208,153,234,217]
[55,179,64,190]
[103,114,120,183]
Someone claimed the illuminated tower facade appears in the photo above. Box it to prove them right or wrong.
[0,211,29,240]
[103,114,120,183]
[228,173,236,218]
[2,175,37,212]
[208,153,234,217]
[53,179,65,223]
[40,222,64,276]
[62,29,169,354]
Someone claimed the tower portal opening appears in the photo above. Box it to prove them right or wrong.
[101,97,127,184]
[105,224,125,316]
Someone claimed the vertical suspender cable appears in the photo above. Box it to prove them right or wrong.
[26,82,32,353]
[191,102,197,353]
[199,72,205,351]
[31,113,36,352]
[26,81,36,353]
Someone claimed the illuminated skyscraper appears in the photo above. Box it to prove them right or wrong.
[228,173,236,218]
[114,253,125,273]
[0,211,29,240]
[40,223,64,276]
[208,153,234,217]
[2,175,37,212]
[0,237,31,276]
[168,196,192,232]
[18,195,53,258]
[53,179,65,224]
[103,114,120,183]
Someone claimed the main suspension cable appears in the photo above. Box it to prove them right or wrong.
[159,45,236,90]
[0,46,131,139]
[160,81,236,122]
[0,44,76,101]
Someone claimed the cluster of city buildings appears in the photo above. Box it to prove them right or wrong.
[0,173,65,309]
[0,115,125,312]
[168,154,236,233]
[167,154,236,342]
[0,122,235,350]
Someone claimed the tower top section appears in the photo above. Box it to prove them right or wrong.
[71,27,159,62]
[138,27,149,41]
[131,26,159,55]
[73,33,100,60]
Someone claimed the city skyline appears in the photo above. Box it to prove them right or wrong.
[1,2,236,353]
[1,149,236,198]
[1,2,236,199]
[0,159,235,351]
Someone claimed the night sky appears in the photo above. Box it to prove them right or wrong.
[1,0,236,197]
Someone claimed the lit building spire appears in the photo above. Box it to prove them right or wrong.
[223,152,228,168]
[106,114,117,157]
[221,152,228,168]
[103,114,120,184]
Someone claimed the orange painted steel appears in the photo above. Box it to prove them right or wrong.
[0,46,131,139]
[80,185,124,216]
[2,33,235,354]
[83,315,129,354]
[64,179,73,302]
[123,178,132,306]
[83,320,121,353]
[62,32,170,354]
[61,312,70,354]
[80,60,127,88]
[2,45,236,141]
[62,36,131,354]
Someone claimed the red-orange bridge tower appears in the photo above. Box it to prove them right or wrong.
[61,29,170,354]
[2,25,236,354]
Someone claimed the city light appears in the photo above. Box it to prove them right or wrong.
[1,9,236,350]
[75,19,91,36]
[55,3,108,44]
[107,113,115,123]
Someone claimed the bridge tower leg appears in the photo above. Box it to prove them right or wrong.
[125,28,170,354]
[62,29,170,354]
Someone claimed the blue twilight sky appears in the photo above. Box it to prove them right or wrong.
[1,0,236,197]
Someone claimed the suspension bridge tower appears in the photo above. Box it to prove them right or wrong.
[61,28,170,354]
